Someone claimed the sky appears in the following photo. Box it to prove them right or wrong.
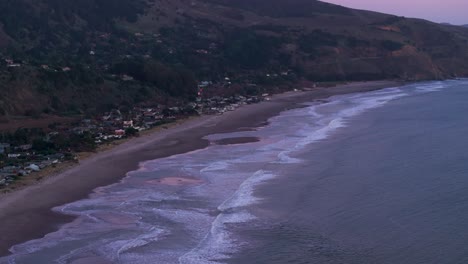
[324,0,468,25]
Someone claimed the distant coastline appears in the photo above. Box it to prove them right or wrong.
[0,80,401,256]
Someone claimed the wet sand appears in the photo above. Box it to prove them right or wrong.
[214,137,261,145]
[0,80,402,256]
[146,177,204,186]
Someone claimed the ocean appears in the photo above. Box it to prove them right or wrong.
[2,79,468,264]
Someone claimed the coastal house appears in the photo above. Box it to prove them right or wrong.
[168,107,181,114]
[48,131,59,137]
[196,49,209,54]
[143,121,158,128]
[143,111,156,119]
[121,75,134,81]
[72,127,88,135]
[47,153,65,161]
[114,129,125,136]
[198,81,211,88]
[38,161,52,169]
[18,144,33,151]
[123,120,134,128]
[27,164,40,172]
[185,103,198,111]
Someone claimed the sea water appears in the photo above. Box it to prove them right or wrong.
[2,80,468,264]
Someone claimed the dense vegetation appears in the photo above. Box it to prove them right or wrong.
[209,0,352,17]
[0,0,148,35]
[0,0,467,116]
[110,59,197,98]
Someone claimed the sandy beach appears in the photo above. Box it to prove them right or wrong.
[0,80,402,256]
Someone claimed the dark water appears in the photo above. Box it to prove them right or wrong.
[231,80,468,264]
[3,80,468,264]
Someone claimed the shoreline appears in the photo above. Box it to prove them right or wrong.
[0,117,198,195]
[0,80,402,256]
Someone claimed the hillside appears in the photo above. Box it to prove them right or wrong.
[1,0,468,116]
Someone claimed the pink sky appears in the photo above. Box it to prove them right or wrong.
[324,0,468,25]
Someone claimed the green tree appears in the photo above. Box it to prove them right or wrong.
[125,127,139,137]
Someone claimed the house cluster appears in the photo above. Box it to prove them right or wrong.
[40,64,72,73]
[72,93,263,145]
[3,58,22,68]
[0,143,67,187]
[1,54,75,75]
[197,95,262,115]
[0,92,267,189]
[71,106,180,144]
[0,70,268,189]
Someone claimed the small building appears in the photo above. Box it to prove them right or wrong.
[196,49,209,54]
[123,120,134,128]
[27,164,41,172]
[47,153,65,160]
[198,81,211,88]
[114,129,125,136]
[169,107,181,114]
[121,75,134,81]
[18,144,33,151]
[72,127,88,135]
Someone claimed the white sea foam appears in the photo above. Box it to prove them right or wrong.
[105,227,167,261]
[276,151,302,164]
[218,170,276,211]
[179,170,275,264]
[5,81,457,264]
[200,161,230,172]
[179,211,255,264]
[413,81,446,92]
